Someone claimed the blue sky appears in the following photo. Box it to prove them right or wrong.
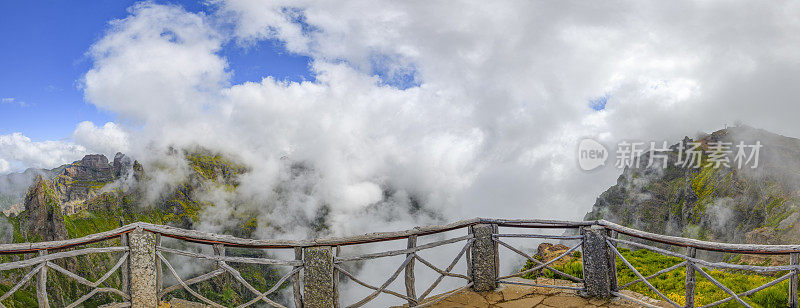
[0,0,312,142]
[1,0,798,222]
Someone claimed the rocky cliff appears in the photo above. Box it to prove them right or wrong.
[585,125,800,245]
[0,149,273,307]
[53,153,142,205]
[0,165,65,215]
[18,176,67,242]
[1,153,144,243]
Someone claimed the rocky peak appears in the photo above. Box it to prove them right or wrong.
[82,154,109,169]
[585,125,800,246]
[113,152,132,178]
[62,154,114,183]
[52,153,144,204]
[21,176,67,241]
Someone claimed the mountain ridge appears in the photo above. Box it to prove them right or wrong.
[585,125,800,249]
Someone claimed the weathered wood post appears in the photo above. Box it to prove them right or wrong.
[790,253,799,308]
[128,227,158,307]
[607,230,619,292]
[37,250,49,308]
[120,233,129,295]
[155,234,163,296]
[333,246,341,308]
[469,224,498,292]
[685,247,697,308]
[581,225,616,298]
[303,246,336,308]
[405,235,418,306]
[294,247,304,308]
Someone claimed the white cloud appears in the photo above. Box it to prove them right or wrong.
[0,133,87,173]
[61,1,800,304]
[74,1,800,234]
[72,121,130,158]
[83,2,228,123]
[0,123,130,174]
[1,97,27,107]
[0,159,9,174]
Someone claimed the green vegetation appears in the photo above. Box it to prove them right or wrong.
[186,151,248,184]
[1,204,163,308]
[2,202,284,308]
[0,194,14,211]
[39,179,60,213]
[522,247,791,307]
[0,151,289,307]
[66,180,112,190]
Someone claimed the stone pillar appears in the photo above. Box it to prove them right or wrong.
[128,227,158,307]
[303,246,335,308]
[582,225,616,298]
[470,224,498,292]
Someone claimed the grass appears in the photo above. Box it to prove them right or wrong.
[185,151,247,184]
[521,247,792,307]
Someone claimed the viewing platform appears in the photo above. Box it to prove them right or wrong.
[1,218,797,307]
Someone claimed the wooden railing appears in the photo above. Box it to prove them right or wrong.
[1,218,799,307]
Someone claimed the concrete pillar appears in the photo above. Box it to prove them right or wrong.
[470,224,498,292]
[303,246,335,308]
[582,225,616,298]
[128,227,158,307]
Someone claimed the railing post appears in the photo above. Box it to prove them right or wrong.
[155,234,163,298]
[582,225,615,298]
[213,243,226,267]
[120,234,129,296]
[607,230,619,292]
[37,250,49,308]
[293,247,304,308]
[469,223,498,292]
[333,246,341,308]
[405,235,418,306]
[790,253,799,308]
[213,243,227,289]
[303,246,336,308]
[685,247,696,308]
[128,227,158,307]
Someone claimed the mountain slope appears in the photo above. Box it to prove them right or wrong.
[0,165,66,215]
[0,150,285,307]
[585,125,800,246]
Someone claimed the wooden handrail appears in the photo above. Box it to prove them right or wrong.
[4,217,800,254]
[0,224,138,254]
[598,219,800,254]
[7,216,800,307]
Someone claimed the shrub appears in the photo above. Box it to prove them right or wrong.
[519,247,794,307]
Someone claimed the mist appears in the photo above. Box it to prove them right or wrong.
[0,1,798,230]
[2,1,800,305]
